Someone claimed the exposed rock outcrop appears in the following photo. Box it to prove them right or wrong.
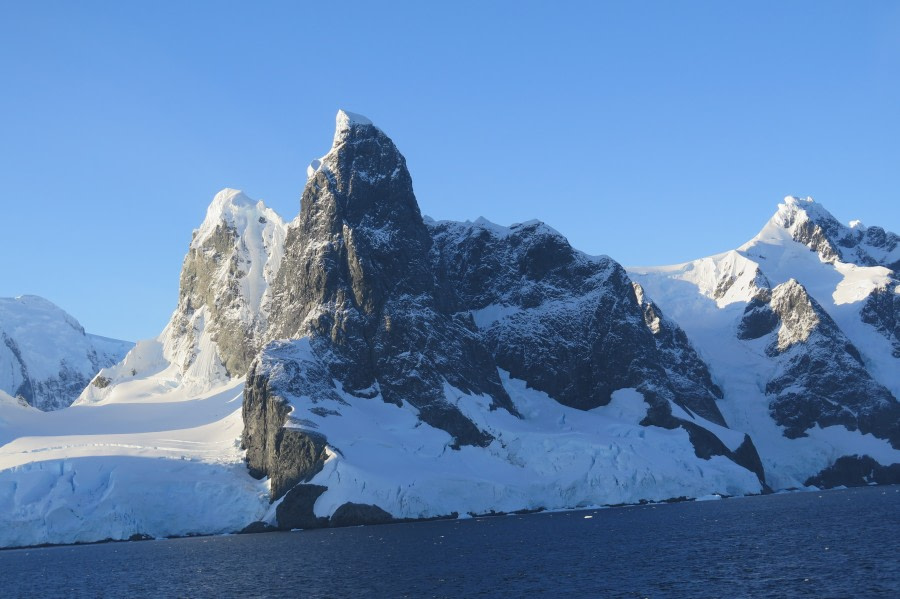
[242,359,329,500]
[275,484,329,530]
[776,196,900,269]
[330,502,394,527]
[162,189,285,383]
[763,280,899,446]
[429,218,728,432]
[265,111,513,449]
[805,455,900,488]
[860,282,900,358]
[736,291,778,340]
[631,195,900,490]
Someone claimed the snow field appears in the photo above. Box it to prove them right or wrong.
[284,366,762,522]
[629,196,900,488]
[0,345,268,547]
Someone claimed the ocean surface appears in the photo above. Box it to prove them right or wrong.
[2,485,897,598]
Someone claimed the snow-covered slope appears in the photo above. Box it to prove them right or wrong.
[630,196,900,489]
[0,377,267,548]
[0,295,132,411]
[243,339,760,529]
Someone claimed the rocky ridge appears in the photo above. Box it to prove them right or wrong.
[5,111,896,545]
[162,188,286,384]
[240,111,770,528]
[761,279,898,445]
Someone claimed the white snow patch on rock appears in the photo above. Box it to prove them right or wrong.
[469,304,522,329]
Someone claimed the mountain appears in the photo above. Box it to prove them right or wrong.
[0,295,132,410]
[162,188,286,384]
[242,111,764,529]
[77,188,286,405]
[0,111,897,548]
[0,190,285,548]
[630,196,900,489]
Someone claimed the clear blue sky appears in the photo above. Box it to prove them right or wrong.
[1,1,898,341]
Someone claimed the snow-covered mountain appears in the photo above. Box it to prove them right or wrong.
[77,188,286,405]
[241,111,766,530]
[0,190,285,548]
[0,111,897,548]
[162,188,286,384]
[630,196,900,489]
[0,295,132,410]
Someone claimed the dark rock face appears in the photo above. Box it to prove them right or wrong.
[265,115,513,449]
[477,263,657,413]
[242,362,329,500]
[275,484,329,530]
[737,294,779,340]
[158,190,285,385]
[633,284,726,426]
[330,503,394,527]
[762,280,900,447]
[28,364,92,412]
[429,220,727,427]
[791,219,842,263]
[856,226,900,270]
[273,494,397,530]
[861,283,900,358]
[784,198,900,269]
[2,334,33,404]
[805,455,900,488]
[168,222,262,377]
[640,403,767,487]
[238,521,278,535]
[3,337,95,411]
[732,436,769,489]
[267,121,433,342]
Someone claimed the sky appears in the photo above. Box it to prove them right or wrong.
[1,1,898,341]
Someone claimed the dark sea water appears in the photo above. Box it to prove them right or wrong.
[2,485,898,598]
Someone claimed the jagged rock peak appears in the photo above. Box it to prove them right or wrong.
[774,196,834,227]
[768,279,819,352]
[193,188,280,247]
[271,107,430,336]
[260,109,517,455]
[162,188,286,382]
[751,195,900,268]
[334,109,375,143]
[307,110,386,179]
